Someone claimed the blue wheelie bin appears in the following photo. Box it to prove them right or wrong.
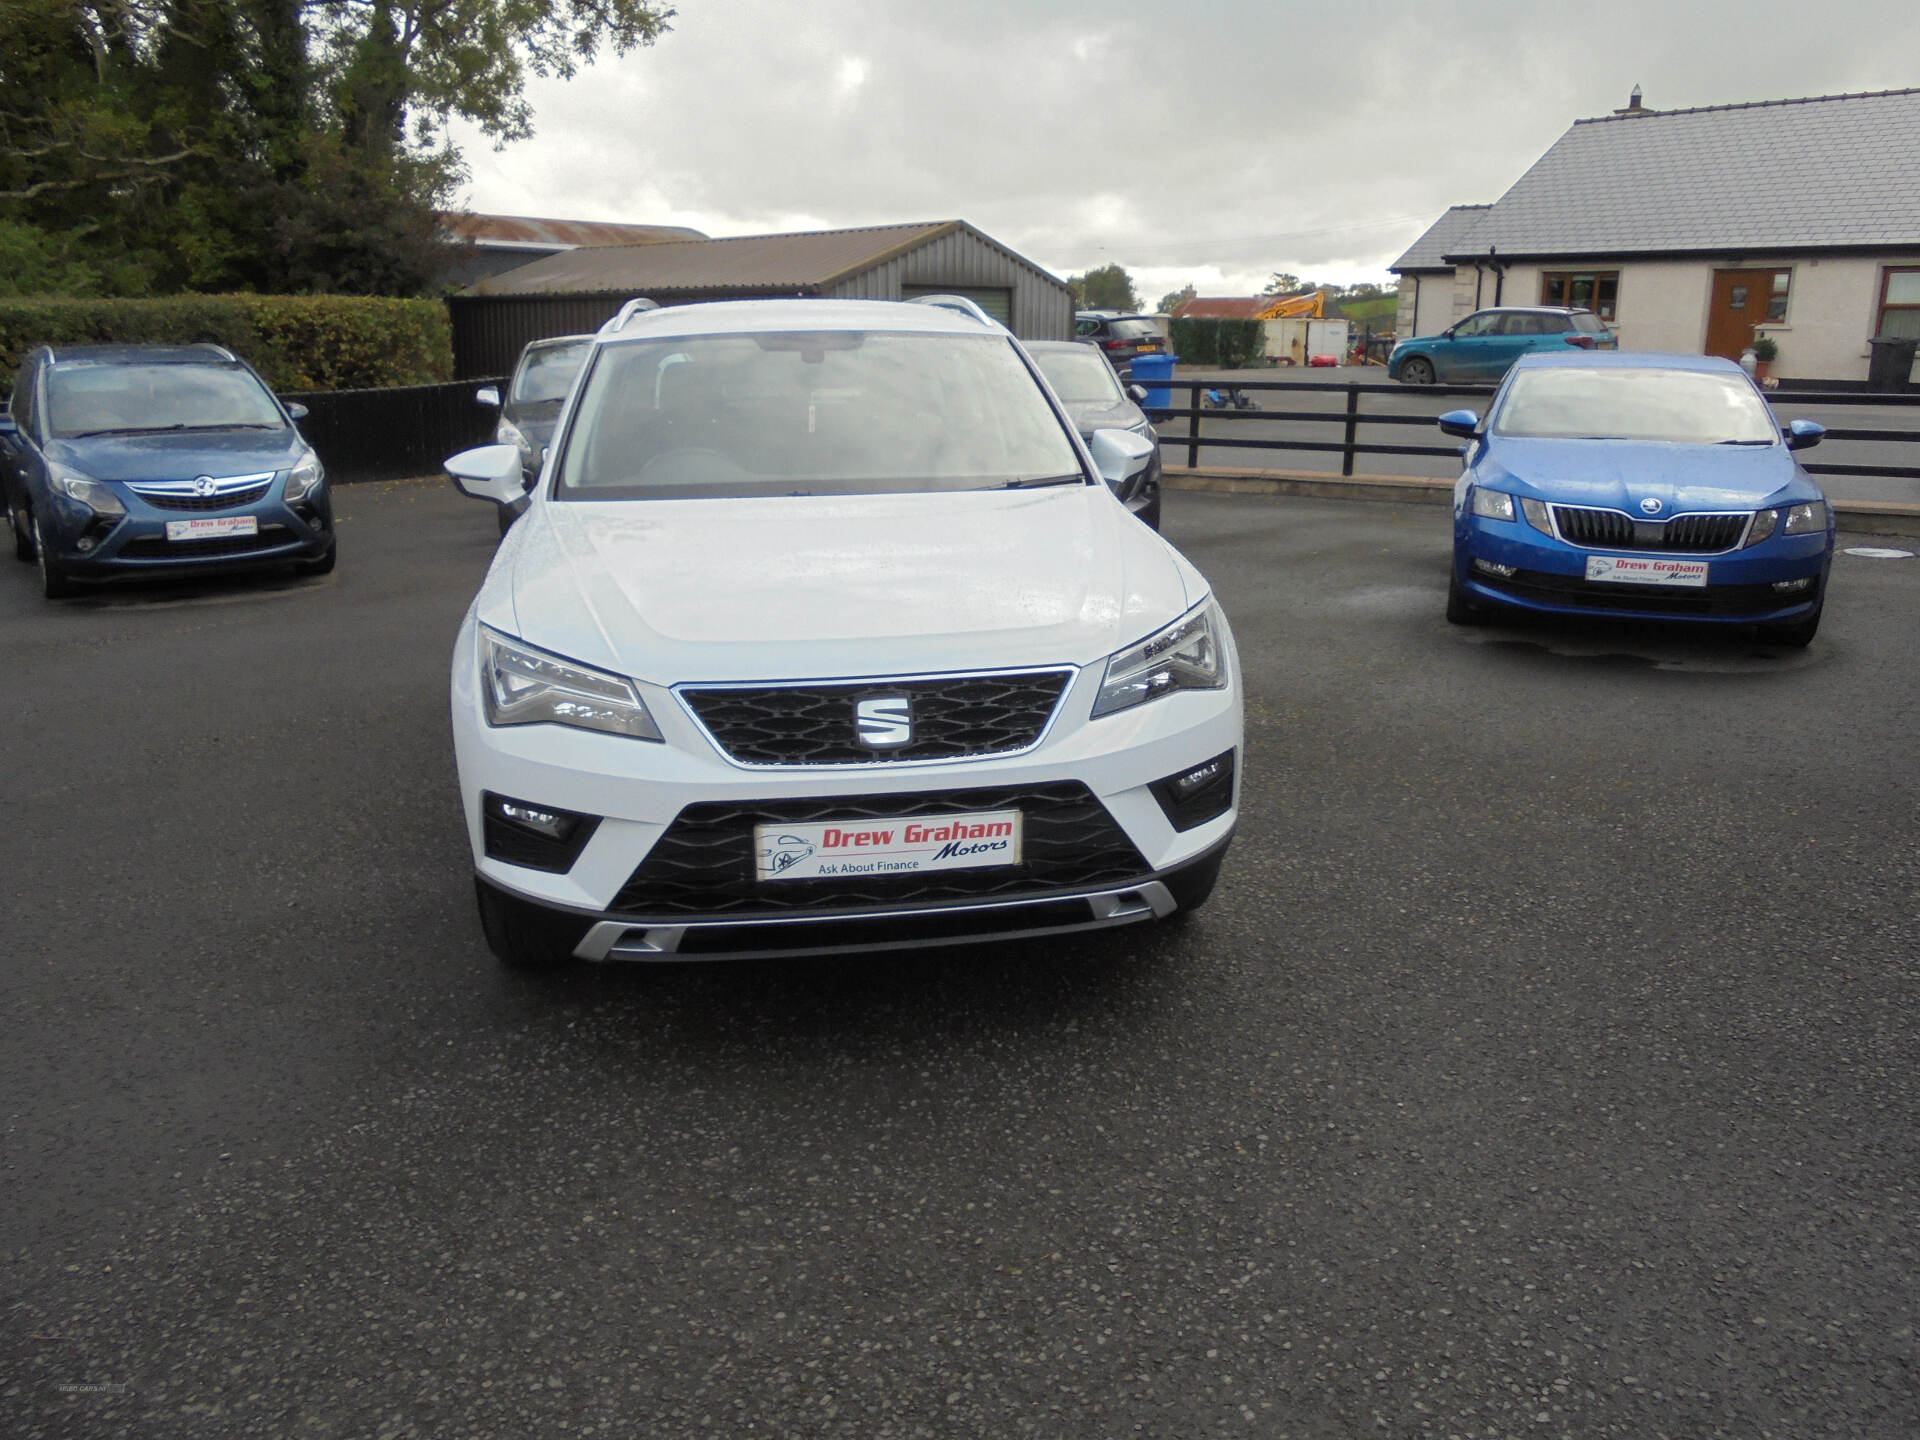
[1129,351,1178,421]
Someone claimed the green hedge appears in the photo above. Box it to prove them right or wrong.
[1169,317,1266,369]
[0,295,452,391]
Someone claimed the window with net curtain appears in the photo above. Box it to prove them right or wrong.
[1880,269,1920,341]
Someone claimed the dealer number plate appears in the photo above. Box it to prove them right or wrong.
[165,515,258,542]
[754,809,1023,883]
[1584,555,1708,588]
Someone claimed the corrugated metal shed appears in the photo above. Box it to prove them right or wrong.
[449,220,1074,375]
[441,212,707,249]
[1173,297,1270,319]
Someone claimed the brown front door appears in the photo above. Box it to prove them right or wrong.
[1705,269,1776,360]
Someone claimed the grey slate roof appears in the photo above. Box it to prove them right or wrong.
[466,221,960,296]
[1440,88,1920,261]
[1389,205,1491,272]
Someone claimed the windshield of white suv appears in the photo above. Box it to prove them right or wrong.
[1032,347,1124,406]
[511,341,590,404]
[1493,367,1778,445]
[555,331,1086,499]
[48,363,285,438]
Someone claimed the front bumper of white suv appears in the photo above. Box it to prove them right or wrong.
[450,610,1243,962]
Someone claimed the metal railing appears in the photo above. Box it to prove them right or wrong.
[1151,377,1920,482]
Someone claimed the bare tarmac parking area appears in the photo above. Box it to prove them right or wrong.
[3,482,1918,1438]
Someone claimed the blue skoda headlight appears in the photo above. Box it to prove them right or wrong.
[1470,487,1515,522]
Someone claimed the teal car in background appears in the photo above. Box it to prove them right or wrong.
[1389,306,1617,385]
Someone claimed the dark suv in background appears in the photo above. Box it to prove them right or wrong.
[474,334,591,531]
[1,344,334,598]
[1073,311,1167,373]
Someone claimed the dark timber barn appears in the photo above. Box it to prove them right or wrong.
[449,220,1075,377]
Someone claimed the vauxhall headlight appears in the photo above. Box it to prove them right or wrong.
[1470,486,1516,522]
[479,627,662,741]
[51,465,126,518]
[284,449,325,503]
[1090,601,1226,719]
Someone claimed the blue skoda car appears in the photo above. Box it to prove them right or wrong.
[1445,352,1833,646]
[2,344,335,598]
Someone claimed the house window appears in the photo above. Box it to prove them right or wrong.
[1879,267,1920,341]
[1766,271,1790,323]
[1541,271,1618,321]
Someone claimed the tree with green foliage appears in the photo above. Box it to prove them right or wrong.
[1069,263,1139,312]
[0,0,674,298]
[1157,284,1195,316]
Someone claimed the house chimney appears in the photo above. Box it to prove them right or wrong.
[1614,84,1645,116]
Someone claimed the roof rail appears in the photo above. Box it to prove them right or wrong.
[186,342,239,362]
[907,293,1004,329]
[601,297,661,335]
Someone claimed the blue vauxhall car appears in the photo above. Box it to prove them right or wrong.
[1389,306,1617,385]
[1444,352,1833,646]
[2,344,335,598]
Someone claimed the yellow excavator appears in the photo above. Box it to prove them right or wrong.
[1252,289,1326,321]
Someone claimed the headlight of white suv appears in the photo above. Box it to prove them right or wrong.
[284,449,325,502]
[479,627,662,740]
[1091,602,1226,718]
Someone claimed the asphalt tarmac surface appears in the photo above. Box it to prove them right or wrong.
[4,482,1918,1438]
[1158,366,1920,506]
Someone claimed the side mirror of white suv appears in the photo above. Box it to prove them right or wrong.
[445,444,525,507]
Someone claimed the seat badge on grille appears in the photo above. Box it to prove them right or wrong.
[855,696,912,748]
[193,476,219,498]
[1639,497,1663,515]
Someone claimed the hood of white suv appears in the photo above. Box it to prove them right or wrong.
[479,485,1199,683]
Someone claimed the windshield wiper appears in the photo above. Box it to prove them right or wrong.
[64,421,280,438]
[990,473,1084,490]
[1714,438,1773,446]
[66,423,186,438]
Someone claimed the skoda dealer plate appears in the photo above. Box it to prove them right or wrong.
[165,515,258,542]
[1585,554,1708,588]
[754,809,1022,883]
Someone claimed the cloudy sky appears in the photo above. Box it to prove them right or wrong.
[448,0,1920,304]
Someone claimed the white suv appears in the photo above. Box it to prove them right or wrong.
[445,297,1242,966]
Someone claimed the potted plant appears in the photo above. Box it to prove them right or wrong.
[1750,334,1779,384]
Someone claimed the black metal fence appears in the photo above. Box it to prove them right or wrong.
[285,377,506,484]
[1153,378,1920,482]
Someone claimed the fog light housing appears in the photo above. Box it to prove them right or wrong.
[482,791,601,872]
[1149,749,1236,832]
[1770,576,1813,593]
[1471,557,1517,579]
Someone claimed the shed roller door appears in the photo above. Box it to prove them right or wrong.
[901,285,1012,325]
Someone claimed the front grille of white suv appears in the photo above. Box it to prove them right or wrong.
[678,669,1074,766]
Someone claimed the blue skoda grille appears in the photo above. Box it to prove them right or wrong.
[1553,506,1748,553]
